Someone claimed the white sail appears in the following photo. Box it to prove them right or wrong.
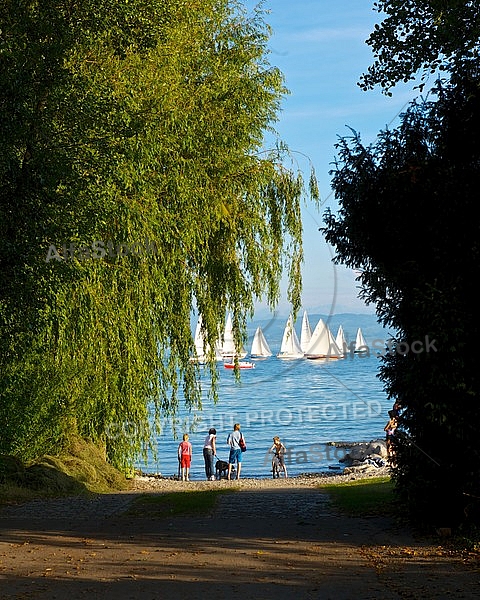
[222,313,235,357]
[191,315,223,362]
[304,318,343,359]
[300,310,312,353]
[214,337,224,361]
[250,326,272,358]
[277,315,304,359]
[193,315,206,362]
[222,313,247,359]
[335,324,348,356]
[354,327,368,352]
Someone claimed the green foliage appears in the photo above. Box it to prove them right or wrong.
[360,0,480,93]
[322,68,480,527]
[0,2,316,470]
[320,476,395,516]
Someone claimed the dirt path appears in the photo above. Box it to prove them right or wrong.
[0,476,479,599]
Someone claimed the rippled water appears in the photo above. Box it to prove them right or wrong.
[135,313,393,480]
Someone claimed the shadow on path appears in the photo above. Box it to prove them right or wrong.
[0,487,479,599]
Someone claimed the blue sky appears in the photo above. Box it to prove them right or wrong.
[248,0,428,316]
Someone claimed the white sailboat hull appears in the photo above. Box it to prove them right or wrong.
[277,314,304,359]
[305,354,342,360]
[191,315,224,362]
[224,361,255,370]
[300,310,312,353]
[250,326,272,358]
[304,318,343,359]
[222,312,247,359]
[191,315,206,363]
[335,325,348,357]
[354,328,368,352]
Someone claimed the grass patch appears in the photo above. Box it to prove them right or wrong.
[0,482,54,505]
[0,437,130,506]
[123,488,237,518]
[319,476,396,517]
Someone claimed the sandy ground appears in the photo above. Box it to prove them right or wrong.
[0,472,479,599]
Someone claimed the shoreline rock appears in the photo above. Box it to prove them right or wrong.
[337,438,388,469]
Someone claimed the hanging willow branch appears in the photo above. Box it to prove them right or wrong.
[0,0,318,471]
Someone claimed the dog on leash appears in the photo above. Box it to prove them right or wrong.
[215,459,233,480]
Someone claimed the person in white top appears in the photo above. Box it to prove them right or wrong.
[203,428,217,480]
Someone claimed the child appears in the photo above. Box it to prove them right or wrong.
[384,410,398,460]
[178,433,192,481]
[269,436,288,478]
[391,401,402,418]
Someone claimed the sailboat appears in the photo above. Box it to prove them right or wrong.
[335,324,348,356]
[277,315,304,359]
[191,315,223,363]
[354,327,368,353]
[250,326,272,358]
[212,324,224,361]
[222,313,247,360]
[304,318,343,359]
[300,310,312,353]
[191,315,207,363]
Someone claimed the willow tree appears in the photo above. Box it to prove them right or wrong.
[0,0,318,470]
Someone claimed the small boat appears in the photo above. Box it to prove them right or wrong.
[250,326,272,358]
[304,318,343,359]
[300,310,312,353]
[277,314,304,359]
[224,361,255,370]
[354,327,368,353]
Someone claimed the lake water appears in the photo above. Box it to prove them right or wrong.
[135,313,394,480]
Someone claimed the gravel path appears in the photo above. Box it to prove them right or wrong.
[1,470,479,600]
[0,493,139,521]
[0,469,388,521]
[0,471,361,522]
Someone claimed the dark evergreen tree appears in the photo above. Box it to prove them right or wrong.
[359,0,480,94]
[323,66,480,526]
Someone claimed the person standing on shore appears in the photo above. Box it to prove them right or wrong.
[203,428,217,481]
[384,410,398,462]
[391,401,402,418]
[178,433,192,481]
[227,423,245,480]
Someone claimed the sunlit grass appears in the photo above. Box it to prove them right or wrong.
[123,488,237,518]
[318,476,396,517]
